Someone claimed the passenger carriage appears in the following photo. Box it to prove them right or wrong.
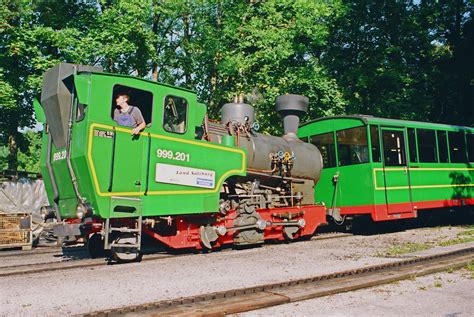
[298,116,474,223]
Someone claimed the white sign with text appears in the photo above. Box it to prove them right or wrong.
[155,163,215,189]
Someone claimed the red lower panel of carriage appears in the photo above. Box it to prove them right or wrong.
[338,198,474,221]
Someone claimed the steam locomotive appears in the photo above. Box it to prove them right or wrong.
[34,63,327,261]
[35,64,474,262]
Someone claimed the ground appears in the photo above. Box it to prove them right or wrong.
[1,222,473,316]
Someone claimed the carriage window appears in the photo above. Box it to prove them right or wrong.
[111,85,153,125]
[417,129,437,163]
[336,126,369,166]
[407,128,418,163]
[163,95,188,134]
[449,131,467,163]
[467,134,474,163]
[437,131,449,163]
[370,126,381,162]
[382,130,406,166]
[311,132,336,168]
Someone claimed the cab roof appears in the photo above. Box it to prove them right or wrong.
[78,69,196,94]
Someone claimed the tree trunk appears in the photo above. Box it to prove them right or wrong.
[7,133,18,171]
[183,13,191,86]
[152,63,158,81]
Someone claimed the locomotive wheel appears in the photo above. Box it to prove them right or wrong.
[234,214,264,245]
[87,233,105,258]
[283,226,299,240]
[110,234,142,263]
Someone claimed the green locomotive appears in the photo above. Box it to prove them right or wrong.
[34,63,326,261]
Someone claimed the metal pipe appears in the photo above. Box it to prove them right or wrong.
[65,70,84,203]
[46,132,61,221]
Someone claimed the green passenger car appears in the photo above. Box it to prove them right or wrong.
[298,116,474,222]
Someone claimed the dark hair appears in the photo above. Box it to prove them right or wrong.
[116,94,130,102]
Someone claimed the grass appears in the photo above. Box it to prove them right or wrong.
[434,276,443,288]
[376,226,474,258]
[438,236,474,247]
[438,229,474,247]
[377,242,432,257]
[458,229,474,237]
[466,262,474,279]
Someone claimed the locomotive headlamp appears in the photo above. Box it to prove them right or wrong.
[76,202,93,220]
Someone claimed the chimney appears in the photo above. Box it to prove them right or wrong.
[275,94,308,136]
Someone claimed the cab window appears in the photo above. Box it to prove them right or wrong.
[111,85,153,125]
[163,95,188,134]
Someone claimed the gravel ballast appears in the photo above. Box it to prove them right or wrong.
[0,225,473,316]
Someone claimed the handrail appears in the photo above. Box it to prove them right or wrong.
[144,132,151,195]
[108,126,117,192]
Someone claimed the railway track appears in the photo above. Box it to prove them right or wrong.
[82,245,474,317]
[0,245,84,257]
[0,232,351,277]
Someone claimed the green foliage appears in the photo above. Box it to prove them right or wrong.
[185,0,346,134]
[0,0,472,169]
[323,1,473,126]
[0,145,8,171]
[16,131,42,173]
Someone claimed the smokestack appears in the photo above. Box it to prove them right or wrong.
[275,94,308,136]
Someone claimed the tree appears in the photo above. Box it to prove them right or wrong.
[17,131,42,172]
[0,1,99,170]
[323,1,473,126]
[1,0,346,170]
[185,0,346,133]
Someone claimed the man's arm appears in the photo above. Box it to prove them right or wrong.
[131,107,146,135]
[132,121,146,135]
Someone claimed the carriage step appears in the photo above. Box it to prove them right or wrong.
[109,227,141,233]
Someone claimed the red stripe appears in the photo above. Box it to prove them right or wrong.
[338,198,473,221]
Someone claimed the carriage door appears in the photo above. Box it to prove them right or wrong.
[381,128,413,214]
